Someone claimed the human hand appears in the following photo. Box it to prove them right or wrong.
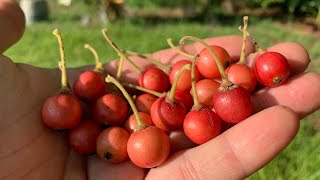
[1,1,320,180]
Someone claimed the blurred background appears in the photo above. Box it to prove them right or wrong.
[5,0,320,179]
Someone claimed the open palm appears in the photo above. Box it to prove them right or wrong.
[1,1,320,179]
[1,37,320,180]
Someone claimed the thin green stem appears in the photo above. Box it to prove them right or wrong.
[180,36,231,86]
[84,44,104,72]
[121,83,163,98]
[116,55,124,81]
[239,16,248,64]
[106,75,146,129]
[190,51,200,107]
[125,50,170,73]
[101,29,142,74]
[239,26,265,53]
[167,64,191,101]
[52,29,69,91]
[167,38,197,60]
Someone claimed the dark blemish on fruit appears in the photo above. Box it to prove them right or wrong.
[224,61,230,69]
[273,77,282,84]
[104,152,113,160]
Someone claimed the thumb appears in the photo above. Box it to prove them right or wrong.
[0,0,25,53]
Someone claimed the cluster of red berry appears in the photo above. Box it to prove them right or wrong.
[40,16,290,169]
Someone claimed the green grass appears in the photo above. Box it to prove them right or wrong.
[4,1,320,179]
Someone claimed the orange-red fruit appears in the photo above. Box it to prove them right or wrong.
[41,94,82,129]
[226,64,257,92]
[92,94,128,126]
[212,85,253,123]
[195,79,220,108]
[124,112,154,133]
[254,52,290,87]
[96,127,129,163]
[138,67,170,93]
[169,60,201,91]
[196,45,230,79]
[150,96,187,132]
[127,126,170,168]
[134,93,158,114]
[174,90,193,111]
[68,119,102,155]
[183,108,222,144]
[73,70,105,101]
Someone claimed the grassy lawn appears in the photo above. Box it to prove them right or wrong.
[4,1,320,179]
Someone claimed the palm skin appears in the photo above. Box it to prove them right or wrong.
[1,1,320,180]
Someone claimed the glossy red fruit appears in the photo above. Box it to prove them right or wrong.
[73,70,105,101]
[226,63,257,92]
[212,85,253,123]
[68,119,102,155]
[183,108,221,144]
[196,45,230,79]
[150,96,187,132]
[134,93,158,114]
[127,126,170,168]
[41,94,82,129]
[92,94,128,126]
[124,112,154,134]
[138,67,170,93]
[96,127,129,163]
[169,60,201,91]
[174,90,193,111]
[254,52,290,87]
[195,79,220,108]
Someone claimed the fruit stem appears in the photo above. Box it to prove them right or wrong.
[124,50,170,73]
[167,64,191,102]
[238,26,265,54]
[101,29,142,74]
[116,55,124,81]
[239,16,248,64]
[106,75,147,130]
[167,38,198,60]
[84,44,104,72]
[121,83,164,98]
[180,36,232,86]
[190,50,201,109]
[52,29,70,92]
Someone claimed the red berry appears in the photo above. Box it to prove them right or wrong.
[73,70,105,101]
[138,67,170,93]
[92,94,128,126]
[169,60,200,91]
[226,63,257,92]
[127,126,170,168]
[183,108,221,144]
[174,90,193,111]
[134,93,158,114]
[150,96,187,132]
[96,127,129,163]
[124,112,154,134]
[41,94,82,129]
[212,85,253,123]
[68,119,102,155]
[196,45,230,79]
[254,52,290,87]
[195,79,220,108]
